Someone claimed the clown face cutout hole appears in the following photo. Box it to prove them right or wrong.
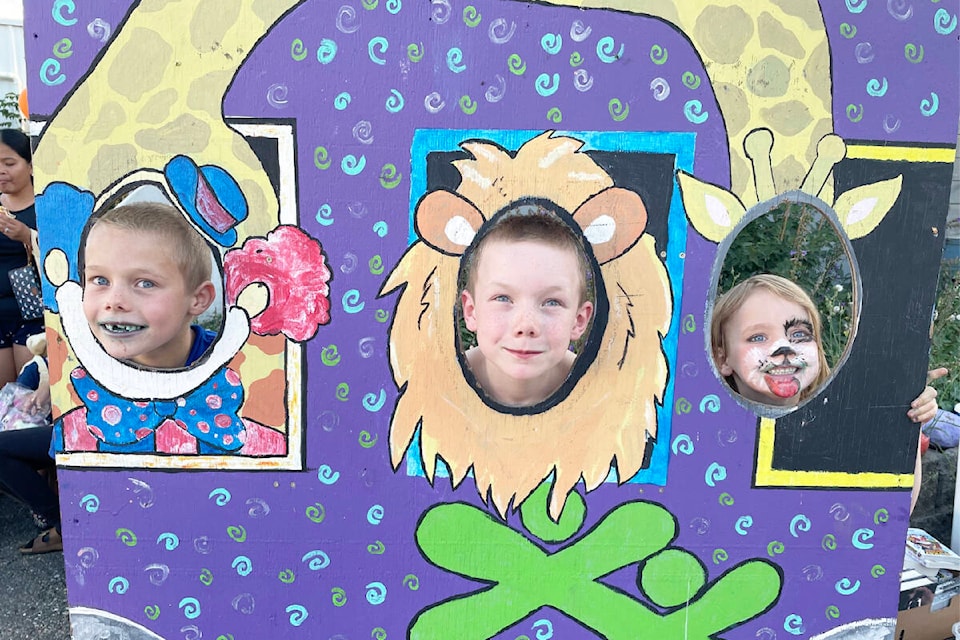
[455,200,608,413]
[79,188,223,370]
[709,193,859,415]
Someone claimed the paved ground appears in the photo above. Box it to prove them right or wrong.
[0,493,70,639]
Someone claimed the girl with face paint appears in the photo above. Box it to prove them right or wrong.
[711,274,830,407]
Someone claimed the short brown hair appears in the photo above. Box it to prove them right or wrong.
[711,273,831,401]
[86,202,212,290]
[464,203,591,302]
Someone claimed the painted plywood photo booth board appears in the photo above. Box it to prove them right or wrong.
[22,1,959,638]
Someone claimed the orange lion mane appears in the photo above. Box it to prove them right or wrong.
[380,132,672,520]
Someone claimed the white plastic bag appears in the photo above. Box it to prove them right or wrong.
[0,382,50,431]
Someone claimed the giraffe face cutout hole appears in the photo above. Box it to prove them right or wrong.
[708,193,859,417]
[455,200,607,414]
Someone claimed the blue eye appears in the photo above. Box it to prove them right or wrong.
[747,334,765,343]
[89,275,108,287]
[137,280,156,289]
[493,294,510,302]
[543,299,562,307]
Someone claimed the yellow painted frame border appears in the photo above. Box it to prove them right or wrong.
[755,418,914,488]
[754,141,952,489]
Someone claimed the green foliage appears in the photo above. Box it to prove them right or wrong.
[0,92,22,130]
[718,201,853,368]
[198,309,223,334]
[929,267,960,409]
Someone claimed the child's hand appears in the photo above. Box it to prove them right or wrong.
[26,384,51,416]
[907,368,948,424]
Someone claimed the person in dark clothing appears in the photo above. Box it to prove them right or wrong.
[0,129,42,387]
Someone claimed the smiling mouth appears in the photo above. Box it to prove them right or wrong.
[506,349,541,358]
[100,322,146,334]
[761,365,799,376]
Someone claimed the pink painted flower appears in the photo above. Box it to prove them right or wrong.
[224,225,332,341]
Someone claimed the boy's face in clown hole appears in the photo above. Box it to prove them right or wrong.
[716,288,821,407]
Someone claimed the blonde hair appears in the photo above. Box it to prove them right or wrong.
[86,202,212,290]
[711,273,831,402]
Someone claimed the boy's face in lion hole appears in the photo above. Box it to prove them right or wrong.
[460,237,593,407]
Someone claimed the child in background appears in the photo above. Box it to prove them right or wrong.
[460,206,594,407]
[711,274,830,407]
[0,332,57,554]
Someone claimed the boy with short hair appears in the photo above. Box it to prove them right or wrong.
[460,206,594,407]
[82,201,217,368]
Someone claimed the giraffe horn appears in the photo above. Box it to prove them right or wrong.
[743,128,776,203]
[800,135,847,201]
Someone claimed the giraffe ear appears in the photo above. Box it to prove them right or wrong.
[833,175,903,239]
[572,187,647,264]
[677,170,747,244]
[414,189,485,256]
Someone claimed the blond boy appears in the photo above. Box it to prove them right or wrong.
[82,202,217,369]
[460,207,593,407]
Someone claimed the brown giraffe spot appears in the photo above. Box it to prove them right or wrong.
[240,179,272,232]
[136,89,178,124]
[747,55,790,98]
[190,0,241,52]
[805,40,832,113]
[771,0,824,31]
[248,333,286,357]
[134,114,212,153]
[89,144,138,193]
[729,151,750,201]
[694,5,753,65]
[34,133,67,180]
[83,101,127,144]
[244,367,287,427]
[46,328,67,388]
[108,28,172,102]
[252,0,295,24]
[714,82,749,137]
[772,155,805,192]
[54,83,91,131]
[760,100,813,137]
[758,12,805,59]
[188,70,234,115]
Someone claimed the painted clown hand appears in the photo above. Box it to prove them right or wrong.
[224,225,332,342]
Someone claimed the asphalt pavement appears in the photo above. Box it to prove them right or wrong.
[0,493,70,639]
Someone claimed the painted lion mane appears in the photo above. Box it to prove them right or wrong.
[380,132,672,519]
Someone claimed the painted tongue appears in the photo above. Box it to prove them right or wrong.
[764,374,800,399]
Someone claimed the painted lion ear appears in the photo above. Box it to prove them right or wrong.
[414,189,485,256]
[573,187,647,264]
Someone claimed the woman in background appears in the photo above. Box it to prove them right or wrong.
[0,128,41,386]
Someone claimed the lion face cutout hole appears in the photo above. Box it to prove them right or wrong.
[455,201,608,413]
[709,194,858,416]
